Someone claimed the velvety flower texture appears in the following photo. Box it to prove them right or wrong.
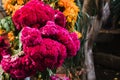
[40,21,80,57]
[1,22,80,78]
[70,32,80,51]
[21,27,66,71]
[23,39,66,71]
[54,10,66,28]
[12,0,55,30]
[21,27,42,47]
[0,36,9,63]
[1,54,38,79]
[50,75,70,80]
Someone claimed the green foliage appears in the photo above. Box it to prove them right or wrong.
[0,16,15,32]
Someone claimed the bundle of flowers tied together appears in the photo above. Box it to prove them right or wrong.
[0,0,80,79]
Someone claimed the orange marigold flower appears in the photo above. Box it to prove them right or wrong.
[17,0,24,5]
[58,0,69,8]
[12,5,22,15]
[58,0,79,31]
[8,31,15,41]
[2,0,29,15]
[75,30,82,38]
[0,29,6,35]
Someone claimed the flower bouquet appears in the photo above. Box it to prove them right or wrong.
[0,0,82,79]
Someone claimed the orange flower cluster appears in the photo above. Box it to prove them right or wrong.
[2,0,29,15]
[8,31,15,41]
[58,0,79,31]
[0,29,15,42]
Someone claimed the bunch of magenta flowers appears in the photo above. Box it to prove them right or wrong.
[0,0,81,79]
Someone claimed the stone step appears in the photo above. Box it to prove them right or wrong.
[94,52,120,70]
[93,29,120,55]
[95,29,120,43]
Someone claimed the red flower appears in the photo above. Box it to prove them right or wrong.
[1,54,38,79]
[12,0,55,30]
[50,75,70,80]
[23,38,67,71]
[40,21,80,57]
[21,27,42,47]
[54,10,66,28]
[0,36,10,63]
[70,32,80,51]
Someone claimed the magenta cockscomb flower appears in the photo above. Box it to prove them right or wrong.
[0,36,10,63]
[70,32,80,51]
[1,21,80,78]
[40,21,80,57]
[0,36,9,48]
[21,55,38,76]
[1,55,21,73]
[50,75,70,80]
[23,38,67,71]
[1,54,38,79]
[21,27,42,47]
[12,0,55,30]
[41,38,67,69]
[54,10,66,28]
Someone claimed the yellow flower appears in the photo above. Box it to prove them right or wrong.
[8,31,15,41]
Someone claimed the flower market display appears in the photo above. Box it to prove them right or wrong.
[0,0,81,79]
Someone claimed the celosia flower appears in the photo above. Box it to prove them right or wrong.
[23,38,67,71]
[21,55,38,76]
[21,27,42,47]
[0,36,9,47]
[12,0,55,30]
[1,54,38,79]
[0,36,10,62]
[50,75,70,80]
[0,50,9,63]
[70,32,80,51]
[21,27,67,71]
[40,21,80,57]
[41,38,66,69]
[54,10,66,28]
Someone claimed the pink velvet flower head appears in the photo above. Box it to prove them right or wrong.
[1,54,38,79]
[54,10,66,28]
[0,36,10,63]
[50,75,70,80]
[12,0,55,30]
[70,32,80,51]
[24,38,66,71]
[40,21,80,57]
[21,27,42,47]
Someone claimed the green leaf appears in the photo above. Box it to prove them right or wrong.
[3,23,10,32]
[0,19,6,25]
[47,68,53,76]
